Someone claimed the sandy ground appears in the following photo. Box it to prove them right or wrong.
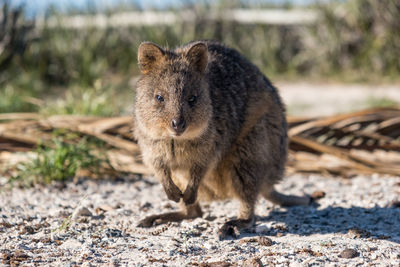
[277,82,400,116]
[1,174,400,266]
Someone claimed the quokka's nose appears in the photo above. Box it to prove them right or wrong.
[171,117,186,134]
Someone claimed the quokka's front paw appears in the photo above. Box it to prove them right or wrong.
[163,181,183,203]
[183,187,197,205]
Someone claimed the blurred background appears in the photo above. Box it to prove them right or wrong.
[1,0,400,187]
[1,0,399,117]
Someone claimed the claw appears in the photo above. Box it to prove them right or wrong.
[217,218,254,240]
[183,187,197,205]
[137,215,164,227]
[137,217,155,228]
[218,223,240,240]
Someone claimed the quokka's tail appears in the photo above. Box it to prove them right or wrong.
[262,186,311,207]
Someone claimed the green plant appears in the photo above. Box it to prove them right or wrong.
[365,96,398,108]
[41,80,122,116]
[310,0,400,79]
[52,195,88,233]
[0,84,39,113]
[11,137,109,187]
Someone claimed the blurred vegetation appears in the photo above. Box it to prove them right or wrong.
[10,137,110,187]
[0,0,399,115]
[310,0,400,80]
[364,96,399,109]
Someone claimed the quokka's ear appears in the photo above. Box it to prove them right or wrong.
[185,42,208,73]
[138,42,165,74]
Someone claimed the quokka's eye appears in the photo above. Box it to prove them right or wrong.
[188,95,197,105]
[155,94,164,102]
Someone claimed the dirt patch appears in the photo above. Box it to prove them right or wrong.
[1,174,399,266]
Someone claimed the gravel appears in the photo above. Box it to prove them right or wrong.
[1,174,400,266]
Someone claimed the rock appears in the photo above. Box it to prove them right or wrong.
[11,250,30,261]
[0,250,11,260]
[139,202,152,211]
[105,228,122,238]
[199,261,234,267]
[347,228,371,238]
[258,236,273,246]
[339,248,359,258]
[17,243,31,250]
[0,219,12,228]
[296,248,323,257]
[60,239,82,250]
[242,258,263,267]
[20,225,35,235]
[95,204,114,214]
[204,243,217,250]
[311,190,326,200]
[72,207,92,219]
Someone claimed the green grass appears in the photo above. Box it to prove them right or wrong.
[52,195,88,233]
[0,84,39,113]
[364,96,399,108]
[41,81,120,116]
[10,137,109,187]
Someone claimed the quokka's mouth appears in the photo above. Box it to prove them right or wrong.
[168,129,185,138]
[171,132,183,137]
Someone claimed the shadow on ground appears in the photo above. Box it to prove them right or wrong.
[256,205,400,244]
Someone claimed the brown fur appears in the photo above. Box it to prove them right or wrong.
[134,41,310,239]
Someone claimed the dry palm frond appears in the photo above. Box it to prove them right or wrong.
[1,108,400,178]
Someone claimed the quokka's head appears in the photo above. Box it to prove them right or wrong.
[134,41,212,140]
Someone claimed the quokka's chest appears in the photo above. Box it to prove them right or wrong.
[142,139,199,169]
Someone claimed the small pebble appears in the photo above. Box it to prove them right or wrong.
[95,204,114,214]
[0,219,12,228]
[199,261,231,267]
[72,207,92,219]
[347,228,370,238]
[17,244,30,250]
[243,257,263,267]
[105,228,122,238]
[258,236,273,246]
[339,248,359,258]
[311,190,326,200]
[60,239,82,250]
[388,200,400,208]
[22,225,35,235]
[12,250,29,260]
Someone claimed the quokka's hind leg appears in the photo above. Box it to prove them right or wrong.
[217,199,256,240]
[262,185,311,207]
[218,162,260,240]
[137,201,202,227]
